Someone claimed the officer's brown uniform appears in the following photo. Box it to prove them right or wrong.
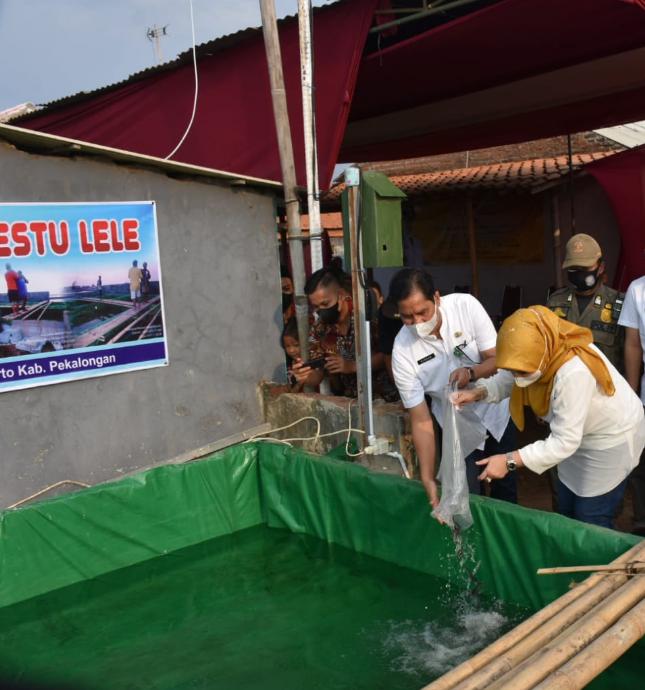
[547,282,625,372]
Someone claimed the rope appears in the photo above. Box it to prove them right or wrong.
[7,480,91,510]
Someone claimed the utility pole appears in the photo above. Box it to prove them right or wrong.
[259,0,309,360]
[297,0,323,272]
[146,25,168,65]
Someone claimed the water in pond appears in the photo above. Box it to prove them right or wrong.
[0,525,526,690]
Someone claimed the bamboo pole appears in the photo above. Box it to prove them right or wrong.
[445,575,630,690]
[538,563,645,576]
[534,598,645,690]
[488,573,645,690]
[466,195,479,298]
[421,539,645,690]
[259,0,309,361]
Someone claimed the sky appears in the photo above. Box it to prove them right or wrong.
[0,0,336,112]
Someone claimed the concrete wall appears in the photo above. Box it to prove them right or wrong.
[375,177,621,316]
[0,142,285,507]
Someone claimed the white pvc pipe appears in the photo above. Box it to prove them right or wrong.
[297,0,323,272]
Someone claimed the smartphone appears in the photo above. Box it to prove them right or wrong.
[301,357,326,370]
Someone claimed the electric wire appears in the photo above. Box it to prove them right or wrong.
[165,0,199,160]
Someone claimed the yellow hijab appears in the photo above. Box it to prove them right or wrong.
[496,305,615,431]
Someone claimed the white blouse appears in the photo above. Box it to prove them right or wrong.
[480,348,645,497]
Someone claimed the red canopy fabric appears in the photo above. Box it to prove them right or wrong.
[19,0,377,188]
[341,0,645,161]
[587,149,645,289]
[16,0,645,187]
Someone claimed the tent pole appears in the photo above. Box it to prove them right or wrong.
[551,193,564,290]
[260,0,309,361]
[466,195,479,297]
[298,0,323,273]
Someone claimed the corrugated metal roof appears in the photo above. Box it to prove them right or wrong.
[0,123,281,191]
[17,1,346,119]
[594,121,645,149]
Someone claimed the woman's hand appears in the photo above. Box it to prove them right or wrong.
[476,454,508,481]
[325,354,356,375]
[450,387,486,408]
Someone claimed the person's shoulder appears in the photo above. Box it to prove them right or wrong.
[626,275,645,295]
[393,324,413,351]
[442,292,481,310]
[599,283,623,300]
[557,354,595,381]
[546,287,570,305]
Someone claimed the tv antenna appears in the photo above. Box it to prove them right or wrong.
[146,25,169,64]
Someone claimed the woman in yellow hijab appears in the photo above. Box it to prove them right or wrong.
[453,306,645,528]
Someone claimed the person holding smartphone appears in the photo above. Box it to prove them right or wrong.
[292,266,385,397]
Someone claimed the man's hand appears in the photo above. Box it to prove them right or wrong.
[476,454,508,481]
[425,479,440,509]
[449,367,472,389]
[325,354,356,375]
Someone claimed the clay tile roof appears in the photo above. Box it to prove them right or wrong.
[324,152,614,203]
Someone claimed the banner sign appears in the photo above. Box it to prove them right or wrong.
[0,201,168,392]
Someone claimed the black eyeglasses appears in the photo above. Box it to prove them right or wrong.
[453,341,477,364]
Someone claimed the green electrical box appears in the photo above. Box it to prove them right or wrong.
[342,171,406,268]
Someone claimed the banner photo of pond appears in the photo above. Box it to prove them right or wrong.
[0,201,168,391]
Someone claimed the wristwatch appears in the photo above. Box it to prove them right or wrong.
[505,452,517,472]
[467,367,476,382]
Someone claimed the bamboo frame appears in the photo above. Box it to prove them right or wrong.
[421,540,645,690]
[488,573,645,689]
[538,562,645,576]
[535,598,645,690]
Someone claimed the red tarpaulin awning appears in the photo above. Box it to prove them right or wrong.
[587,148,645,288]
[14,0,645,187]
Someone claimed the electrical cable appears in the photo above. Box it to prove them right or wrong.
[244,402,364,457]
[165,0,199,160]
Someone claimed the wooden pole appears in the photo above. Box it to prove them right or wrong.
[538,563,645,576]
[422,539,645,690]
[259,0,309,361]
[466,195,479,297]
[551,193,564,290]
[534,599,645,690]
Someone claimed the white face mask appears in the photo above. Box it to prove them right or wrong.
[514,370,542,388]
[408,306,439,339]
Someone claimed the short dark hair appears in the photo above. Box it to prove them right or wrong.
[281,317,299,344]
[367,280,383,298]
[304,265,349,295]
[388,268,435,303]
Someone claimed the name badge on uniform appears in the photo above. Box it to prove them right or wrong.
[417,353,436,366]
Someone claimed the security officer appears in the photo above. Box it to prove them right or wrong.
[547,233,624,371]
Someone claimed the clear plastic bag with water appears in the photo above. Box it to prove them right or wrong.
[433,385,487,530]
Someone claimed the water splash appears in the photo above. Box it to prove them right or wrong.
[383,608,508,677]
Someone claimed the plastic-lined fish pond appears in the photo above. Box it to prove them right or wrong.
[0,443,641,689]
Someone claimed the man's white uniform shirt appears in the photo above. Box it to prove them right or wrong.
[392,293,510,442]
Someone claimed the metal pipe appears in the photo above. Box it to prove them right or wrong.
[369,0,483,34]
[346,169,368,448]
[260,0,309,360]
[297,0,323,272]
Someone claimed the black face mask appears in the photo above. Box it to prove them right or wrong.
[567,268,600,292]
[317,301,340,325]
[282,292,293,311]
